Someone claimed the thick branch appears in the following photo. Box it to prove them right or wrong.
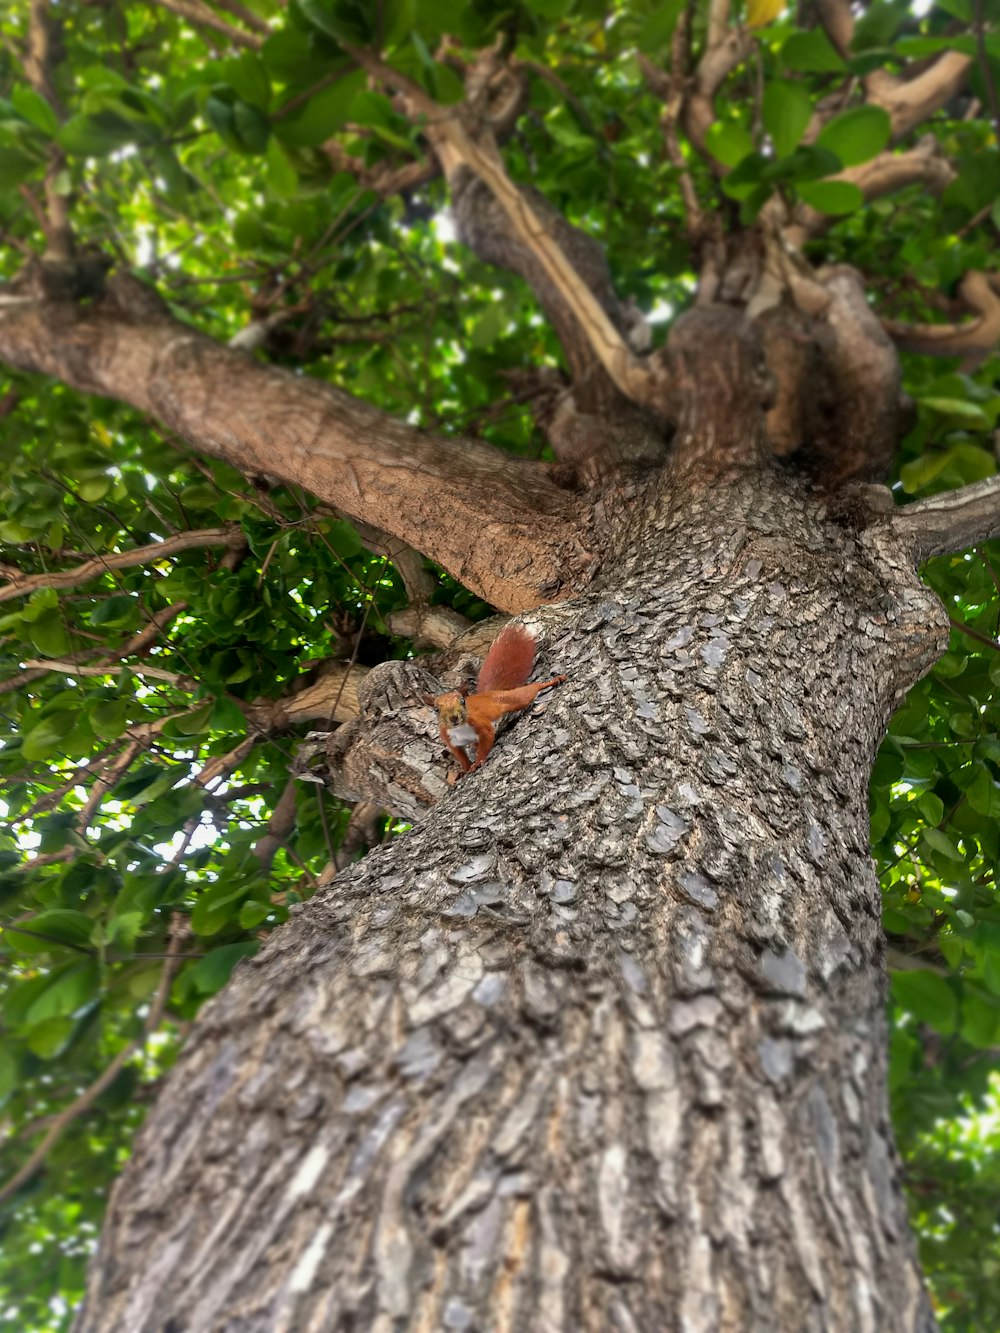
[0,525,244,604]
[246,663,367,729]
[866,52,972,139]
[0,284,592,612]
[815,0,970,138]
[685,28,754,164]
[839,139,955,203]
[893,475,1000,561]
[883,271,1000,357]
[350,49,657,412]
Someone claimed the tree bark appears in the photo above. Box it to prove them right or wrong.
[0,281,591,613]
[76,459,947,1332]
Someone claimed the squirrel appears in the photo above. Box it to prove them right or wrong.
[428,624,566,776]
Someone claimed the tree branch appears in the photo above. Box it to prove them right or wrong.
[893,475,1000,561]
[245,663,368,729]
[349,48,658,412]
[0,525,245,604]
[882,271,1000,357]
[840,139,955,204]
[147,0,262,49]
[0,282,592,612]
[815,0,971,138]
[19,660,195,687]
[867,52,973,139]
[23,0,73,261]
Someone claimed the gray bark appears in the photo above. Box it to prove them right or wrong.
[76,462,947,1333]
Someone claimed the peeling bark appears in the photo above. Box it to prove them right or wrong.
[76,461,947,1333]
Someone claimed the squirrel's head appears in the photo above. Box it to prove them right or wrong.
[434,690,468,728]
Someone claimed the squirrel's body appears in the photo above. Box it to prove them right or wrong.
[431,624,565,775]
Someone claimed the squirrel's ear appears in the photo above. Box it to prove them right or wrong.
[421,693,438,708]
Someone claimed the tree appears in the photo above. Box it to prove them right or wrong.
[0,0,999,1327]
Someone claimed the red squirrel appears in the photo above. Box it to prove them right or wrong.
[430,624,566,776]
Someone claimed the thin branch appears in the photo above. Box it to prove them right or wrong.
[893,475,1000,561]
[0,526,245,604]
[207,0,270,36]
[19,659,195,686]
[882,271,1000,357]
[948,615,999,652]
[113,599,188,659]
[252,774,299,872]
[146,0,262,49]
[0,917,186,1206]
[332,799,383,871]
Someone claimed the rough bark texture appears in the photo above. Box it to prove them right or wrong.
[76,462,947,1332]
[0,278,591,612]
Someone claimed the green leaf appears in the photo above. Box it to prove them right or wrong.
[175,701,215,735]
[25,1016,77,1059]
[705,121,754,167]
[90,594,139,627]
[11,85,59,136]
[637,0,687,52]
[796,180,864,214]
[921,398,991,430]
[26,961,100,1023]
[6,909,94,952]
[28,611,72,658]
[899,448,957,494]
[470,304,507,349]
[781,30,846,72]
[922,827,964,863]
[891,969,959,1035]
[184,941,259,995]
[966,765,1000,816]
[298,0,373,44]
[220,52,272,111]
[0,143,42,188]
[267,137,299,197]
[761,144,841,183]
[91,700,127,740]
[273,70,367,148]
[77,475,111,502]
[58,112,136,157]
[0,1045,18,1103]
[815,105,890,167]
[720,151,767,199]
[917,792,945,826]
[21,710,76,760]
[762,80,812,159]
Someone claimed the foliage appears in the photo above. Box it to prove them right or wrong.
[0,0,997,1327]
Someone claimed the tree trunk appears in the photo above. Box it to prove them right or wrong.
[76,462,947,1332]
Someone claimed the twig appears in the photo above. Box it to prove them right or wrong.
[0,526,245,604]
